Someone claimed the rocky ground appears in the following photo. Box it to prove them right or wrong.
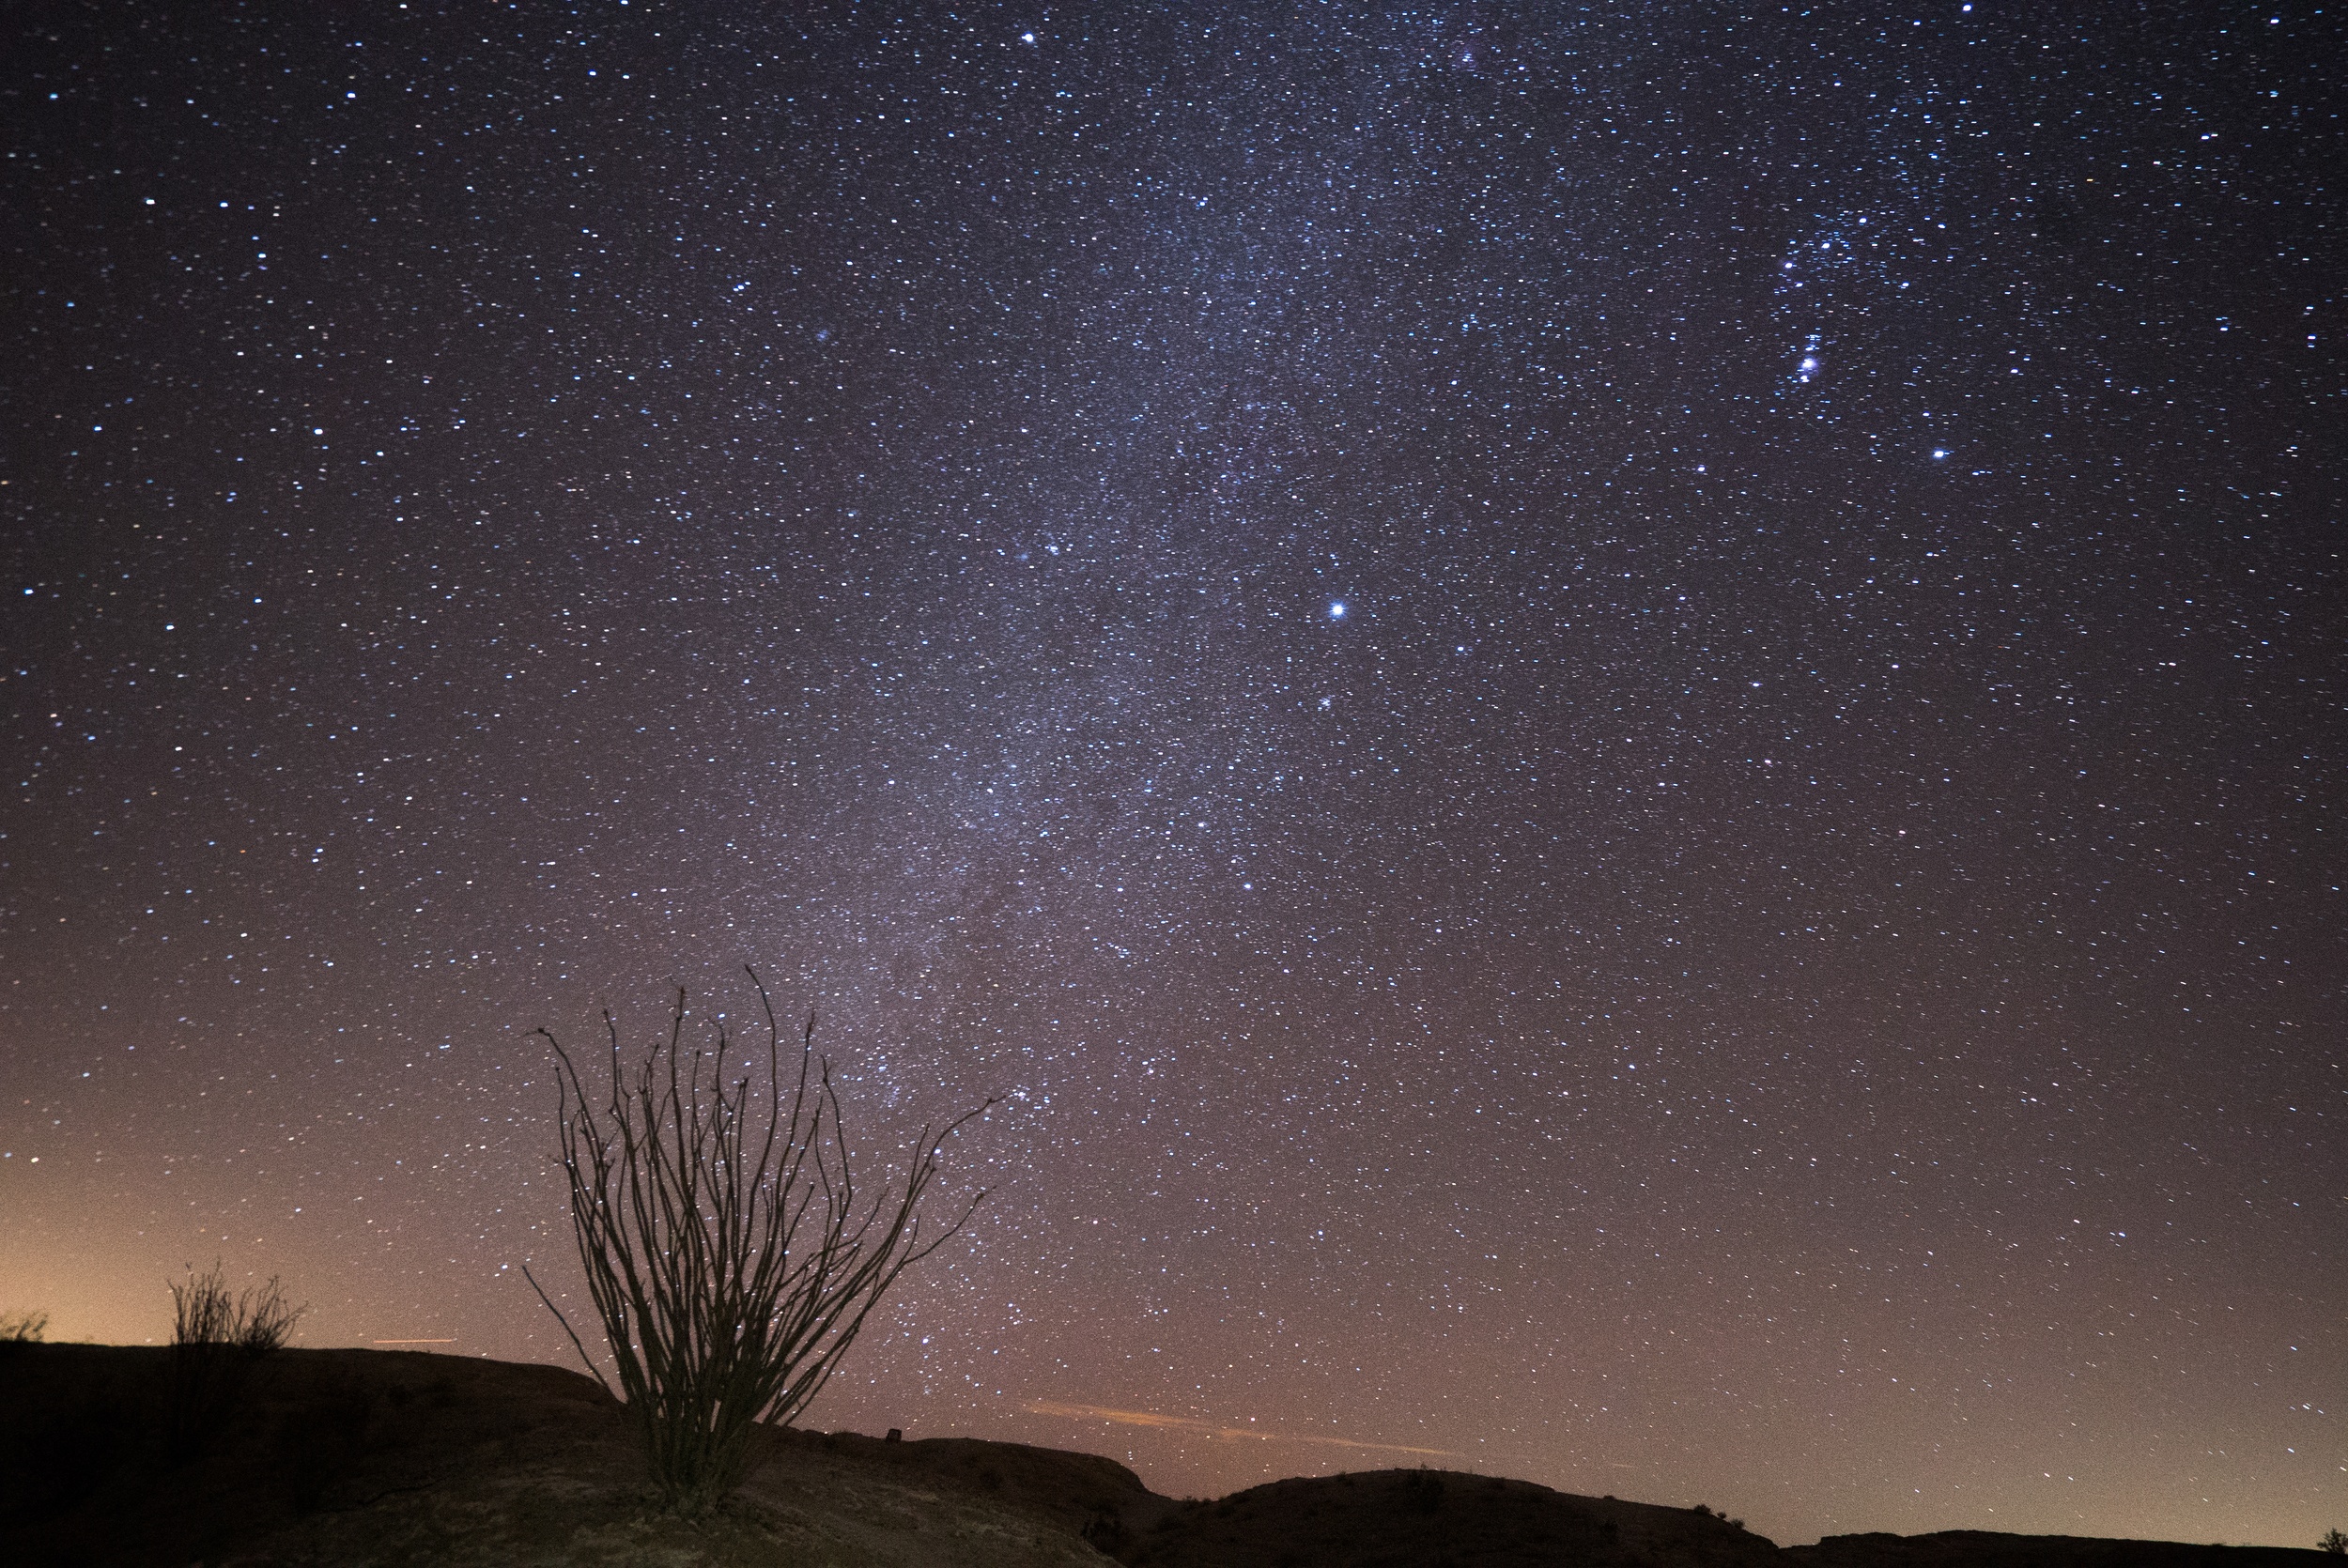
[0,1344,2324,1567]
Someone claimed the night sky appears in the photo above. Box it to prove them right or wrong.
[4,0,2342,1548]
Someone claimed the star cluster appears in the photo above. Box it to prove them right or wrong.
[3,2,2340,1547]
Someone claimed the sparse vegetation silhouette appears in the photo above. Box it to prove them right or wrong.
[0,1308,47,1343]
[524,967,993,1516]
[2320,1527,2347,1555]
[165,1262,307,1456]
[171,1262,305,1354]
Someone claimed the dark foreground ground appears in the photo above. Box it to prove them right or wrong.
[0,1344,2324,1567]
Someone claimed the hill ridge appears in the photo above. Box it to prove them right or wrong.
[0,1345,2323,1566]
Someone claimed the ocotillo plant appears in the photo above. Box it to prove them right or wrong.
[524,968,992,1516]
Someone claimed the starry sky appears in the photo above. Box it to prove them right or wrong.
[4,0,2342,1547]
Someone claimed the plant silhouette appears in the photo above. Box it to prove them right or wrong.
[524,967,993,1516]
[165,1262,306,1457]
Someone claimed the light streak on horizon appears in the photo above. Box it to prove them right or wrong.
[1024,1400,1458,1458]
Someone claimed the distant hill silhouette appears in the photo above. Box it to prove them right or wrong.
[0,1343,2325,1566]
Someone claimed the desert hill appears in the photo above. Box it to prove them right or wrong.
[0,1343,2323,1567]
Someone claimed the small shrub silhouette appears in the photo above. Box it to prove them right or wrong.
[165,1262,308,1457]
[2318,1527,2347,1555]
[171,1261,306,1351]
[0,1308,48,1343]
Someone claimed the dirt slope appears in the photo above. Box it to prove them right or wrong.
[0,1344,2325,1567]
[0,1343,1121,1566]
